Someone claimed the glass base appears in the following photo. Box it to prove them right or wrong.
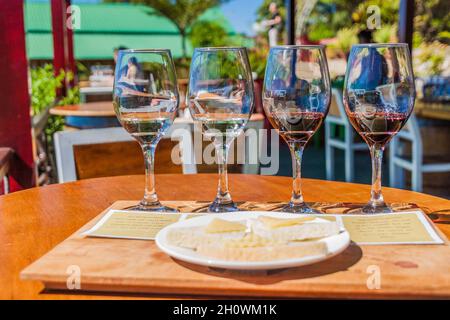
[127,201,179,213]
[354,202,393,214]
[277,202,322,214]
[208,200,239,213]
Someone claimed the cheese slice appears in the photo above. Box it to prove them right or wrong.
[258,216,316,229]
[197,240,328,262]
[205,218,246,234]
[224,233,283,248]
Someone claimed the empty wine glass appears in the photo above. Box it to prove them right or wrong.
[113,49,179,212]
[263,45,331,213]
[188,47,254,213]
[344,43,415,214]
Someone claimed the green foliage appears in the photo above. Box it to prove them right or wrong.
[330,27,358,55]
[76,61,90,81]
[351,0,399,30]
[307,23,335,42]
[303,0,360,39]
[373,24,397,43]
[189,20,229,48]
[30,64,80,136]
[415,0,450,44]
[31,64,64,116]
[248,37,269,79]
[414,41,448,76]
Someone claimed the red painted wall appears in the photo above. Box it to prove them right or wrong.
[0,0,35,190]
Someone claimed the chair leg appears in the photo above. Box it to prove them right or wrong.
[344,128,354,182]
[411,140,424,193]
[411,164,423,192]
[3,175,9,194]
[325,123,334,180]
[389,139,397,188]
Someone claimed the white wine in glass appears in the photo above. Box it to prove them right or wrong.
[113,49,179,212]
[188,47,254,213]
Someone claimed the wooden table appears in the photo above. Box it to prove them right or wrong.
[50,102,116,117]
[1,174,449,299]
[50,103,265,121]
[415,100,450,121]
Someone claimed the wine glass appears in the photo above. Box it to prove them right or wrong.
[113,49,179,212]
[188,47,254,213]
[263,45,331,213]
[344,43,415,214]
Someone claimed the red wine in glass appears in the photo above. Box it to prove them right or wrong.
[267,110,324,143]
[348,110,409,146]
[262,45,331,214]
[344,43,415,214]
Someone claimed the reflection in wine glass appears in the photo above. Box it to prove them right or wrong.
[113,49,179,212]
[188,47,254,213]
[263,45,331,213]
[344,43,415,214]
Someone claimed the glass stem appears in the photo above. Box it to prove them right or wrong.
[369,144,385,207]
[214,140,232,204]
[141,143,159,206]
[289,142,305,206]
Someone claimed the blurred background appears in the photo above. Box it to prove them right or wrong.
[0,0,448,198]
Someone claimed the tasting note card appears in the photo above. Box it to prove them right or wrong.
[83,210,444,245]
[83,210,183,240]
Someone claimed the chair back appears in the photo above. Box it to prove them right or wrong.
[54,122,196,183]
[395,113,421,143]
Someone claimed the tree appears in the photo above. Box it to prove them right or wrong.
[189,20,228,48]
[110,0,230,58]
[414,0,449,44]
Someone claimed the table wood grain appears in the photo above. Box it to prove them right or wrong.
[50,102,116,117]
[1,174,449,299]
[50,102,266,122]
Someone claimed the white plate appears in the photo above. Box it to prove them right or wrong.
[155,211,351,270]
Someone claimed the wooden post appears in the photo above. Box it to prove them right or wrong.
[66,0,76,86]
[51,0,76,94]
[398,0,414,51]
[0,0,35,190]
[285,0,296,45]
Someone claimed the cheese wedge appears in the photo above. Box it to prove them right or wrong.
[205,218,247,234]
[167,219,246,249]
[251,219,340,242]
[197,240,328,262]
[258,216,316,229]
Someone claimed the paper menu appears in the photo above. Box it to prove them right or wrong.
[339,212,444,244]
[83,210,444,245]
[83,210,183,240]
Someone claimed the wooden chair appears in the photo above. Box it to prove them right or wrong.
[325,88,366,182]
[54,121,196,183]
[389,113,450,192]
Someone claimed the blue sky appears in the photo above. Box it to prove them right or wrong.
[221,0,265,36]
[40,0,265,36]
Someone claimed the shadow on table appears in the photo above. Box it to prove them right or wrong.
[173,243,363,285]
